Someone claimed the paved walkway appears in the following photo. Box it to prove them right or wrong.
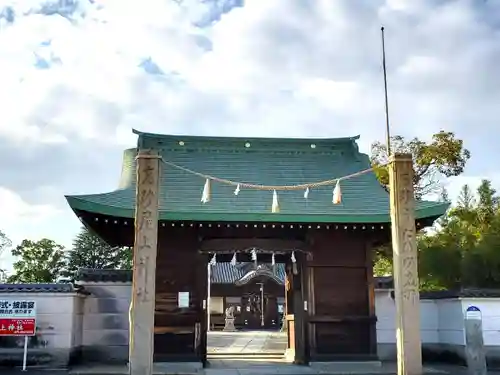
[3,363,496,375]
[208,330,287,355]
[3,332,498,374]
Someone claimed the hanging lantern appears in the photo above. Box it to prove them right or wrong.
[209,253,216,266]
[251,248,257,262]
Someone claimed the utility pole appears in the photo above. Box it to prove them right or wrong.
[129,149,161,375]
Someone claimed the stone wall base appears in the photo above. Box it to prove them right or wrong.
[0,347,81,368]
[377,343,500,369]
[81,345,129,363]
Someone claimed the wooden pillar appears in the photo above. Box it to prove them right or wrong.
[365,242,378,356]
[129,149,161,375]
[296,252,309,364]
[389,153,422,375]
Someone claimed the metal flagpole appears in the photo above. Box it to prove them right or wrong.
[207,263,211,332]
[381,26,392,155]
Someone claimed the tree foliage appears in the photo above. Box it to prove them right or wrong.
[418,180,500,290]
[371,131,470,199]
[374,179,500,290]
[7,239,66,283]
[63,226,132,280]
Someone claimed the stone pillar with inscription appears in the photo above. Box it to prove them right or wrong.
[129,149,161,375]
[389,153,422,375]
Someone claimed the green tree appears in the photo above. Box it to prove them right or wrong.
[434,186,452,228]
[373,251,392,276]
[0,230,11,282]
[371,131,470,199]
[7,239,66,283]
[418,222,464,290]
[63,226,132,280]
[476,179,498,226]
[418,179,500,290]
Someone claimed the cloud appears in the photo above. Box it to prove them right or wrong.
[0,186,63,273]
[0,186,63,247]
[0,0,497,148]
[0,187,59,226]
[0,0,499,258]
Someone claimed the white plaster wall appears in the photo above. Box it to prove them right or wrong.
[437,299,464,346]
[0,291,84,367]
[375,290,438,344]
[375,293,500,348]
[0,293,82,350]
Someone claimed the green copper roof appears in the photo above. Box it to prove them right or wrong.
[65,130,449,223]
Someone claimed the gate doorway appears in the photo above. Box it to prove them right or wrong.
[199,238,309,366]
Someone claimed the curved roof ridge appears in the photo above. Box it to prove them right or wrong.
[132,128,360,143]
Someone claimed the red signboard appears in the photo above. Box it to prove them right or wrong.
[0,318,36,336]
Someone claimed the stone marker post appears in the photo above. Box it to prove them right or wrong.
[389,153,422,375]
[129,149,161,375]
[464,306,487,375]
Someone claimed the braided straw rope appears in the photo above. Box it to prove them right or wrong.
[161,159,386,191]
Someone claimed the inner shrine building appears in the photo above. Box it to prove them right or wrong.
[65,129,448,364]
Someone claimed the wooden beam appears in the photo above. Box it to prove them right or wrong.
[129,149,161,375]
[200,238,306,253]
[389,153,422,375]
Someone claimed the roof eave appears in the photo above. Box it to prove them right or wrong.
[132,128,361,144]
[66,193,449,225]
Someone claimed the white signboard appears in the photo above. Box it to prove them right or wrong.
[0,299,36,318]
[466,305,482,320]
[178,292,190,308]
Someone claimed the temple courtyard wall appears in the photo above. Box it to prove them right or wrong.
[2,280,500,368]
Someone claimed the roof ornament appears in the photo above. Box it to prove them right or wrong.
[209,253,217,266]
[251,248,257,265]
[271,190,280,213]
[332,180,342,204]
[201,178,211,203]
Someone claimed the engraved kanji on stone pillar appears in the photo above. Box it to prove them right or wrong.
[389,153,422,375]
[129,149,161,375]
